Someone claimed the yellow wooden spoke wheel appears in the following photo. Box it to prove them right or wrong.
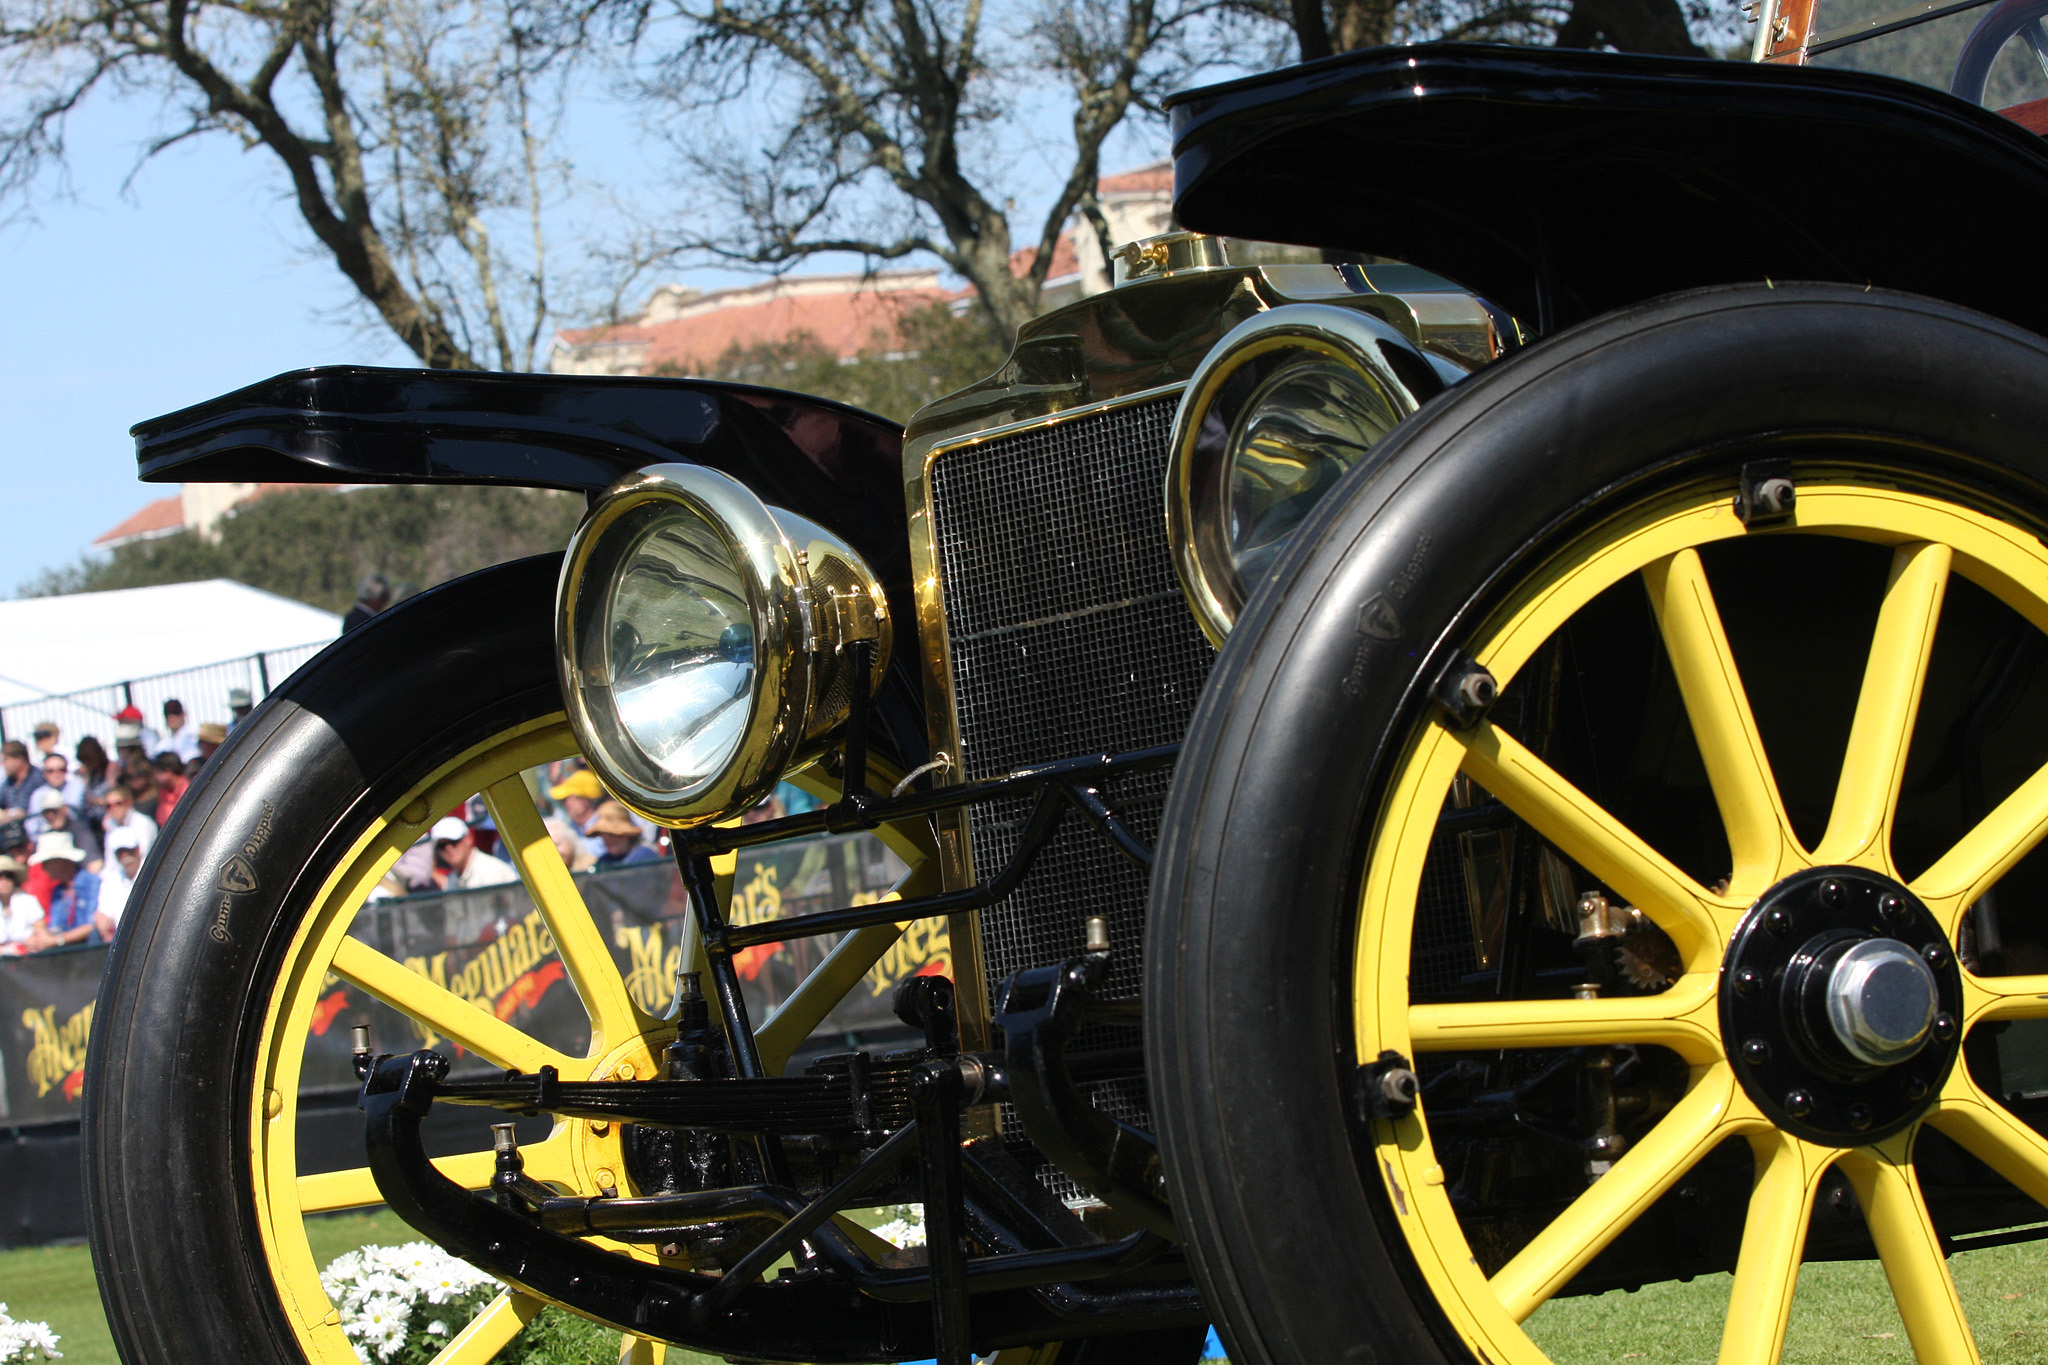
[1365,480,2048,1365]
[80,554,963,1365]
[1148,284,2048,1365]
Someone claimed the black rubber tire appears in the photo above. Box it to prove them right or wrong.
[1144,283,2048,1365]
[84,554,567,1365]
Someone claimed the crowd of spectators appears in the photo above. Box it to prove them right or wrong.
[366,760,687,902]
[0,695,242,956]
[0,692,822,954]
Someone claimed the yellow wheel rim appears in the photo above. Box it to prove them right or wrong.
[244,714,934,1364]
[1357,480,2048,1365]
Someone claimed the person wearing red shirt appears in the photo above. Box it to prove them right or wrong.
[151,751,191,825]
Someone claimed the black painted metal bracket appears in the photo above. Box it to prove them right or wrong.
[359,1052,1201,1359]
[995,955,1179,1239]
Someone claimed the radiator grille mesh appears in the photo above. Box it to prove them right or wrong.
[930,396,1212,1003]
[926,391,1493,1203]
[929,396,1212,1194]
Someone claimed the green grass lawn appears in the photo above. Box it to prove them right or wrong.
[6,1219,2045,1363]
[1527,1237,2048,1363]
[0,1210,729,1365]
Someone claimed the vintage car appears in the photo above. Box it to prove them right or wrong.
[78,7,2048,1364]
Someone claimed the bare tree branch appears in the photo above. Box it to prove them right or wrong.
[0,0,579,367]
[625,0,1233,346]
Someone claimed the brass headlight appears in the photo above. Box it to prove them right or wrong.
[1167,305,1436,646]
[557,463,889,827]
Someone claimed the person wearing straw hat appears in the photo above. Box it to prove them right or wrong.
[30,830,99,947]
[0,855,43,955]
[196,723,228,766]
[589,801,660,871]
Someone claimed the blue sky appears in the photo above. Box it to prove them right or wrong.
[0,63,1173,597]
[0,95,409,591]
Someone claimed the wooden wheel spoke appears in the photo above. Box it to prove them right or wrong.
[426,1289,543,1365]
[1840,1137,1983,1365]
[1489,1068,1735,1321]
[331,936,575,1075]
[1912,762,2048,932]
[1643,549,1795,893]
[1815,542,1951,870]
[1455,722,1723,963]
[1929,1080,2048,1211]
[484,774,656,1053]
[1715,1130,1837,1365]
[1964,971,2048,1025]
[1408,972,1721,1063]
[297,1138,572,1214]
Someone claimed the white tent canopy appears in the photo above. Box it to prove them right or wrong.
[0,580,340,696]
[0,580,340,752]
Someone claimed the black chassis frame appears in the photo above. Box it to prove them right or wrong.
[357,660,1199,1362]
[130,40,2048,1364]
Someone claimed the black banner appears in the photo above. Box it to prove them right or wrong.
[1,829,947,1127]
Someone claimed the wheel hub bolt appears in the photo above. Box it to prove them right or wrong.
[1734,968,1762,996]
[1932,1012,1958,1042]
[1743,1038,1771,1066]
[1766,908,1793,936]
[1819,879,1846,909]
[1901,1074,1929,1101]
[1923,943,1949,969]
[1824,938,1939,1067]
[1785,1089,1814,1118]
[1879,893,1906,921]
[1848,1102,1874,1130]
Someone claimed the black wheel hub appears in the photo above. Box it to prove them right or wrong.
[1721,866,1963,1145]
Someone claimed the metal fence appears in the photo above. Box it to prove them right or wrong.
[0,642,333,758]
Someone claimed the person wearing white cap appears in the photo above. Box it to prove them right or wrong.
[94,826,146,941]
[28,785,101,868]
[430,816,519,890]
[30,831,99,946]
[0,855,46,955]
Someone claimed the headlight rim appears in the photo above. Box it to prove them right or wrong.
[556,461,812,827]
[1166,303,1433,648]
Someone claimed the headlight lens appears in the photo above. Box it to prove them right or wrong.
[1226,357,1403,586]
[558,463,889,827]
[1167,305,1445,646]
[605,498,757,786]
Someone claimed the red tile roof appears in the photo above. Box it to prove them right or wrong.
[1098,164,1173,195]
[95,483,344,549]
[94,495,183,547]
[557,163,1173,372]
[1010,230,1083,283]
[561,280,957,373]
